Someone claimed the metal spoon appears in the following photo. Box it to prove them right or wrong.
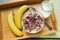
[29,7,52,30]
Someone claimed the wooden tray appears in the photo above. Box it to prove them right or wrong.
[0,1,58,40]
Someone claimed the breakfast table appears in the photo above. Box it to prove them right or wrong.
[0,0,60,39]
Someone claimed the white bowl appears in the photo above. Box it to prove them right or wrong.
[22,11,44,34]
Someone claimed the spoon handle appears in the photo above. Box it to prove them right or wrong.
[45,22,52,30]
[29,7,37,13]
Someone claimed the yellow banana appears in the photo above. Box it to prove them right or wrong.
[8,11,23,36]
[14,5,30,29]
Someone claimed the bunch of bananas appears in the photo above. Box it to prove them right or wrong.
[8,5,30,36]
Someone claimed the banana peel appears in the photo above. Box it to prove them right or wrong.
[14,5,30,29]
[8,11,23,36]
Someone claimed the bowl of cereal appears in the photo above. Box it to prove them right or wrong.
[22,11,44,33]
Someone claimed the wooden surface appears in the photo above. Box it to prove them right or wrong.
[0,3,58,40]
[0,11,3,40]
[0,0,43,9]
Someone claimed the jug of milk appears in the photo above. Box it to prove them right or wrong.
[38,0,53,18]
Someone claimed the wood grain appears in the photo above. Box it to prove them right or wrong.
[0,11,3,40]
